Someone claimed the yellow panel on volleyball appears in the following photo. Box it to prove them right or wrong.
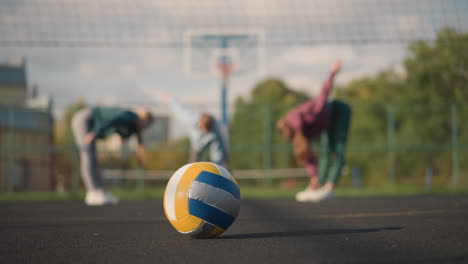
[174,164,203,219]
[196,162,221,175]
[169,214,203,233]
[208,226,225,238]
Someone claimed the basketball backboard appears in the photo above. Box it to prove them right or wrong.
[184,29,265,77]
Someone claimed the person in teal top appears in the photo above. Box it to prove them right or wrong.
[89,107,141,139]
[72,106,154,206]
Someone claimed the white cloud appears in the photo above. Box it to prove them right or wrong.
[138,85,163,102]
[140,27,172,43]
[283,75,323,95]
[269,46,356,72]
[241,0,283,18]
[262,43,407,95]
[0,13,14,24]
[150,1,218,18]
[79,62,98,79]
[396,15,423,33]
[120,64,137,76]
[100,96,119,105]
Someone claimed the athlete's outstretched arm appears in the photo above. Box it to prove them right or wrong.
[166,94,200,130]
[301,60,342,123]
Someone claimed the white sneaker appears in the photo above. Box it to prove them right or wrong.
[85,189,119,206]
[295,186,334,202]
[295,189,318,202]
[313,186,334,202]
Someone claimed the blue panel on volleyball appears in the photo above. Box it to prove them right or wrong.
[188,199,236,230]
[195,171,241,199]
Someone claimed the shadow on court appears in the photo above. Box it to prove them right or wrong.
[1,196,468,264]
[220,226,403,239]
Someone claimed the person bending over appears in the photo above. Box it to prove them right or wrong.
[277,60,352,202]
[72,106,154,206]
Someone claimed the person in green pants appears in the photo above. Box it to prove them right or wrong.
[277,60,352,202]
[317,100,352,190]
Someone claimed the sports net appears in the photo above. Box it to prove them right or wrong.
[1,0,467,47]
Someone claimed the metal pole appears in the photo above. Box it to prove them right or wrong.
[221,74,228,125]
[0,110,4,192]
[263,104,272,186]
[71,147,78,192]
[451,103,459,187]
[7,108,15,192]
[352,167,361,189]
[219,37,231,157]
[220,36,229,126]
[387,104,396,186]
[137,166,145,190]
[425,166,433,192]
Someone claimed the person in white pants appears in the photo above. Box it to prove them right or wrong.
[72,106,154,206]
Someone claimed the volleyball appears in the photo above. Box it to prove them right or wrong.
[163,162,241,238]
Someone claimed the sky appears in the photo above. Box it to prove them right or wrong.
[0,0,467,120]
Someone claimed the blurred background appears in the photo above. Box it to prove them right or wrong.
[0,0,467,197]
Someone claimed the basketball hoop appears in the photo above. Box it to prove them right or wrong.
[217,55,234,77]
[183,29,265,127]
[213,49,237,77]
[184,29,265,77]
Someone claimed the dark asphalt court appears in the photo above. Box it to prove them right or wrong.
[1,195,468,264]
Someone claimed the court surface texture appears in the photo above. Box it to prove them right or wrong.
[2,195,468,263]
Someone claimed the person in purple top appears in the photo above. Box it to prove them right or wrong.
[277,60,352,202]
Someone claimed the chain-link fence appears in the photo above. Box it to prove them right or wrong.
[1,102,467,192]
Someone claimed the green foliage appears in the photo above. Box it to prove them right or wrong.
[53,99,86,190]
[335,27,468,187]
[405,28,468,103]
[229,27,468,188]
[55,99,86,147]
[143,139,190,170]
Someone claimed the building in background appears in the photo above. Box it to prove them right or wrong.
[0,58,27,106]
[0,58,54,192]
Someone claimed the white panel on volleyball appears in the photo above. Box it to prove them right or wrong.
[188,181,240,217]
[163,163,193,220]
[214,163,236,182]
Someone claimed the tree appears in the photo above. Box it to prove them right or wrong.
[334,28,468,186]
